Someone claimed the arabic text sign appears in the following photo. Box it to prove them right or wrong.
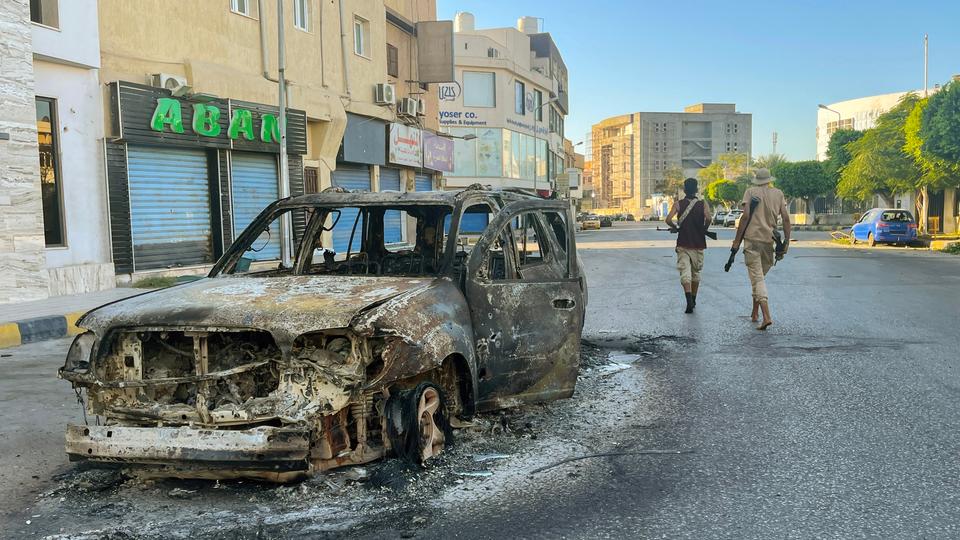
[423,132,454,172]
[388,123,422,167]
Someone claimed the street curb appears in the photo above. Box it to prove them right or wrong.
[0,310,86,349]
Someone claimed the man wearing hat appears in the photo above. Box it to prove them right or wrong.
[730,168,791,330]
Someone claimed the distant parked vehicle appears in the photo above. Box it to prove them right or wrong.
[851,208,918,246]
[723,210,743,227]
[599,215,614,227]
[581,214,601,230]
[712,210,729,226]
[626,214,636,222]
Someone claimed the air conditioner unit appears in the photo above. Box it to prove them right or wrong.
[151,73,191,97]
[374,83,396,105]
[397,98,418,116]
[416,98,426,116]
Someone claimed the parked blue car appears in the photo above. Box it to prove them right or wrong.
[851,208,918,246]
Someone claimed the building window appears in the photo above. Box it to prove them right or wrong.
[463,71,495,107]
[725,123,732,135]
[387,44,399,78]
[725,142,731,152]
[534,90,543,121]
[733,141,739,152]
[515,81,526,115]
[293,0,310,31]
[30,0,59,28]
[733,123,739,134]
[354,16,370,57]
[230,0,253,17]
[36,97,65,247]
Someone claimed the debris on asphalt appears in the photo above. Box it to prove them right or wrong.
[471,453,511,463]
[15,333,686,538]
[528,449,695,475]
[454,470,494,478]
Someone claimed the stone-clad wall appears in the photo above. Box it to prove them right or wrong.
[0,0,50,304]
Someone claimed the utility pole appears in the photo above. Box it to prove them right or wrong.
[924,34,929,98]
[771,131,778,155]
[277,0,292,267]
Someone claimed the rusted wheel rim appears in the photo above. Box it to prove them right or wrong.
[417,387,444,461]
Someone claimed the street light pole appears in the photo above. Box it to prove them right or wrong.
[277,0,292,267]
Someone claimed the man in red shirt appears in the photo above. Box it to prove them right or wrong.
[665,178,712,313]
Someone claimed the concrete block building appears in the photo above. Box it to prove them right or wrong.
[588,104,751,217]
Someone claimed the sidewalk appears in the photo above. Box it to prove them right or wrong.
[0,287,150,349]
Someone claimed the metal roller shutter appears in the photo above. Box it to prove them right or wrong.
[231,152,281,261]
[380,167,402,244]
[415,173,433,192]
[128,146,212,270]
[331,164,371,254]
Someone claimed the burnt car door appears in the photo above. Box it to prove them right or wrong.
[466,200,583,411]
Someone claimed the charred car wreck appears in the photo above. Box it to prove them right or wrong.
[60,187,587,481]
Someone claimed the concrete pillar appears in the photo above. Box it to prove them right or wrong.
[944,188,957,234]
[0,0,50,304]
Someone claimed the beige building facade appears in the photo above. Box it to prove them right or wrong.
[95,0,447,279]
[588,104,751,217]
[439,12,569,193]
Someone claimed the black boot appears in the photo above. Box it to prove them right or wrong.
[685,292,694,314]
[692,294,697,309]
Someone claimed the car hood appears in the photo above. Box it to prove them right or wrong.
[79,275,434,347]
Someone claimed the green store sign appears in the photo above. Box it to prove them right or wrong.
[150,97,282,143]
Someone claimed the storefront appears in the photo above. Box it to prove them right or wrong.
[105,81,307,274]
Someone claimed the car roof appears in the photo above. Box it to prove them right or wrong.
[277,186,545,209]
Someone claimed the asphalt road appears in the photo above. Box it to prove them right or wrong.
[2,223,959,538]
[403,223,960,539]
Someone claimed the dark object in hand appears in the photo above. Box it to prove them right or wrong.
[724,248,738,272]
[773,230,787,262]
[657,226,718,240]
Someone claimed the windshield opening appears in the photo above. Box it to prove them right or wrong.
[215,203,453,278]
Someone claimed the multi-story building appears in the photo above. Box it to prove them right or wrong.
[96,0,449,280]
[0,0,111,304]
[0,0,452,303]
[438,12,569,194]
[587,104,751,217]
[815,88,957,233]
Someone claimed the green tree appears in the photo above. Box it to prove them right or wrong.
[698,152,751,186]
[823,129,864,181]
[753,153,787,171]
[662,165,685,199]
[838,94,921,203]
[905,96,960,189]
[706,179,744,208]
[918,80,960,164]
[772,160,833,217]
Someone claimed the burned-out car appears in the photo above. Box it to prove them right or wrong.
[60,186,586,481]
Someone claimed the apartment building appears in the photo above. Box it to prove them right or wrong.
[588,104,751,217]
[0,0,452,303]
[96,0,449,279]
[439,12,569,195]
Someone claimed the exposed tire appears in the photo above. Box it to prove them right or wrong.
[852,236,858,245]
[868,233,876,247]
[385,382,451,465]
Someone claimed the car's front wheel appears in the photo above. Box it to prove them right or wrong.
[385,382,450,464]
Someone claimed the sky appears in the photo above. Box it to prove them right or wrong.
[437,0,960,161]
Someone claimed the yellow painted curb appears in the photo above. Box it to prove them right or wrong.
[0,323,22,349]
[65,311,86,336]
[930,240,958,251]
